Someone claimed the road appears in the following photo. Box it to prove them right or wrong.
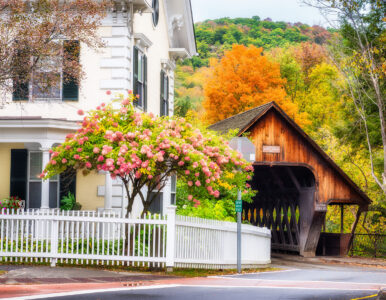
[4,265,385,300]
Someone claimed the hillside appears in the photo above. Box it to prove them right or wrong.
[174,16,332,117]
[184,16,332,69]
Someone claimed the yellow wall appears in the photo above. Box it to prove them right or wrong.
[0,143,25,199]
[76,170,104,210]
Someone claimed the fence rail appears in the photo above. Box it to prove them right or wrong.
[0,207,271,269]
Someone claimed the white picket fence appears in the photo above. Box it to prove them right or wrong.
[0,207,271,269]
[175,215,271,268]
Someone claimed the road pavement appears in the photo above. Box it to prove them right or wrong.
[1,264,385,299]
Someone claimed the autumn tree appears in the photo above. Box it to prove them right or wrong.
[42,93,255,217]
[0,0,109,107]
[202,44,309,126]
[305,0,386,195]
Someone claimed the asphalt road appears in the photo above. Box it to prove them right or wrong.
[17,266,385,300]
[44,286,379,300]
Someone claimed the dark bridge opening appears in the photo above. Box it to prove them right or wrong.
[244,165,316,254]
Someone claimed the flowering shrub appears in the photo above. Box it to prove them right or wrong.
[0,196,24,212]
[42,92,255,217]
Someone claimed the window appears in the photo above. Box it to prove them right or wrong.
[13,40,79,101]
[27,151,59,209]
[133,47,147,110]
[160,70,169,116]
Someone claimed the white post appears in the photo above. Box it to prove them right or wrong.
[166,205,176,271]
[40,148,50,209]
[50,219,59,267]
[162,177,171,215]
[104,172,113,210]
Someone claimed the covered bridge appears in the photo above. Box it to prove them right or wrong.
[209,102,371,257]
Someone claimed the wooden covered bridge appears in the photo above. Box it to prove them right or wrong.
[209,102,371,257]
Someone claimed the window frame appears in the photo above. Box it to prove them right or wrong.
[12,40,79,102]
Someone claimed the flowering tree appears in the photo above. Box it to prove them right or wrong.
[42,93,255,217]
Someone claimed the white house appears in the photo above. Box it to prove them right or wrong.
[0,0,197,216]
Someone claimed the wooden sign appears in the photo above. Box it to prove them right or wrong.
[315,203,327,212]
[262,145,280,154]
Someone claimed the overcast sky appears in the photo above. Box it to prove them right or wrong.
[191,0,328,26]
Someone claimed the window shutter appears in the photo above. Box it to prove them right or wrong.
[12,80,29,101]
[143,55,147,111]
[133,47,139,106]
[166,75,169,116]
[10,149,28,201]
[160,71,164,116]
[12,47,30,101]
[62,40,79,101]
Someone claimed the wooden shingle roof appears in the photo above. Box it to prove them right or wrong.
[208,102,273,134]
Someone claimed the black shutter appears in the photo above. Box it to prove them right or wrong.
[10,149,28,201]
[12,80,29,101]
[12,46,30,101]
[143,55,147,111]
[62,40,79,101]
[166,75,169,116]
[160,71,164,116]
[133,47,139,106]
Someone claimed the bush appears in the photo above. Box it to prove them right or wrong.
[0,196,23,211]
[60,192,82,211]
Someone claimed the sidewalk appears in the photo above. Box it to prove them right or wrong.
[0,264,176,285]
[272,253,386,269]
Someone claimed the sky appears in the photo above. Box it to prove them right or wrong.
[191,0,328,26]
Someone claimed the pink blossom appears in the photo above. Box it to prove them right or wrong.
[97,155,104,162]
[65,145,71,150]
[213,190,220,198]
[192,162,198,168]
[148,175,153,179]
[77,148,82,152]
[184,156,190,161]
[205,179,211,184]
[62,158,67,164]
[195,180,201,187]
[50,160,57,165]
[187,195,193,201]
[73,154,80,160]
[106,159,114,167]
[86,162,92,168]
[187,181,193,187]
[106,90,111,95]
[185,170,190,175]
[93,147,100,154]
[178,161,185,166]
[195,172,200,177]
[122,99,129,105]
[135,171,141,179]
[77,109,84,116]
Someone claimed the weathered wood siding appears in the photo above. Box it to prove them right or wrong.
[249,110,363,205]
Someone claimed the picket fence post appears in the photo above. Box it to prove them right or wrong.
[165,205,176,271]
[50,218,59,267]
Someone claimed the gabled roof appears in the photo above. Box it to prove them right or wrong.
[208,102,372,206]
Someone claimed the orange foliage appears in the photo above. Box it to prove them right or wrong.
[203,44,309,126]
